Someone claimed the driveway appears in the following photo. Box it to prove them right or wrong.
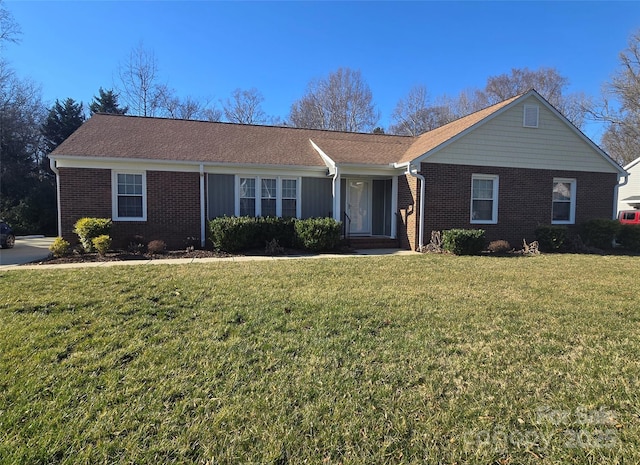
[0,236,54,267]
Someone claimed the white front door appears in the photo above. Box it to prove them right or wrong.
[346,180,370,235]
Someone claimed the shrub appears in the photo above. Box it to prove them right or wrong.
[294,218,342,252]
[580,219,619,249]
[442,229,486,255]
[92,235,112,256]
[534,225,567,252]
[49,237,70,258]
[147,240,167,255]
[487,240,511,254]
[127,235,147,254]
[265,238,285,255]
[617,224,640,252]
[209,216,260,252]
[73,217,112,252]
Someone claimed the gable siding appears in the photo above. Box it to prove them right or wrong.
[424,98,619,174]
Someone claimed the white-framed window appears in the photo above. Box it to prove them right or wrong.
[523,104,539,128]
[261,178,277,217]
[552,178,576,224]
[236,176,300,218]
[239,177,256,217]
[281,178,298,218]
[112,171,147,221]
[470,174,499,224]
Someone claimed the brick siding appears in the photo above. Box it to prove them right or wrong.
[397,173,419,250]
[59,168,202,250]
[418,163,617,248]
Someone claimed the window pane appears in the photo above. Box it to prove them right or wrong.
[240,197,255,217]
[282,179,297,198]
[472,179,493,199]
[472,199,493,221]
[118,196,143,218]
[261,198,276,217]
[118,173,142,195]
[282,199,297,218]
[261,178,276,199]
[552,182,571,201]
[240,178,255,198]
[552,201,570,221]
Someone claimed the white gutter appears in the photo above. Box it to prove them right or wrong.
[614,172,629,218]
[199,164,206,248]
[49,157,62,237]
[407,164,425,251]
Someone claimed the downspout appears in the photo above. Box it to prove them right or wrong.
[49,157,62,238]
[332,166,341,222]
[614,172,629,219]
[407,164,425,251]
[200,164,206,248]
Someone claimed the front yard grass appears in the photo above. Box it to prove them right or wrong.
[1,254,639,464]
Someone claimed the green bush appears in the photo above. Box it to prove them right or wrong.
[73,217,112,252]
[442,229,486,255]
[92,235,112,256]
[294,218,342,252]
[580,219,619,249]
[617,224,640,252]
[49,237,70,258]
[209,216,260,252]
[209,216,341,253]
[534,225,567,252]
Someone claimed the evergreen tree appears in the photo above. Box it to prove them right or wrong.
[89,87,128,115]
[41,98,85,153]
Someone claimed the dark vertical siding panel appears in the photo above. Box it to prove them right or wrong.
[301,177,333,218]
[340,179,346,222]
[207,174,235,218]
[372,179,393,236]
[372,180,385,235]
[384,179,392,235]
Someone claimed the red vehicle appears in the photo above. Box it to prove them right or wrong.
[618,210,640,224]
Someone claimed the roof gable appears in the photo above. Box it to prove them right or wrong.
[398,90,625,175]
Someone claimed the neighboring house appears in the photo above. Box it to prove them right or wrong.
[617,157,640,215]
[50,90,627,251]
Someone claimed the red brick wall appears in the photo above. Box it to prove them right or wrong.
[397,174,418,250]
[59,168,202,250]
[418,163,618,248]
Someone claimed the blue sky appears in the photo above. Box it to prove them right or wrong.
[4,1,640,141]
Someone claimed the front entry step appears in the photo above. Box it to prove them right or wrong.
[347,237,399,249]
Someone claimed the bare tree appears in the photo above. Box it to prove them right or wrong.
[594,30,640,164]
[390,85,457,135]
[117,42,164,117]
[0,0,20,46]
[289,67,379,132]
[432,68,590,129]
[223,88,267,124]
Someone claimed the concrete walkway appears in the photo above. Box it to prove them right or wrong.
[2,247,417,271]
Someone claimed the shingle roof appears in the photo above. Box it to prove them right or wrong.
[52,114,413,167]
[52,93,525,167]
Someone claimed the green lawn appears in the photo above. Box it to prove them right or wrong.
[1,254,639,464]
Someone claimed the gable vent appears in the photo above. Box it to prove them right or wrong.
[523,104,539,128]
